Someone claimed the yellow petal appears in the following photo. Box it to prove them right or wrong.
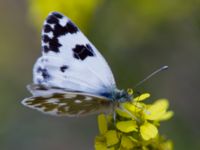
[94,143,107,150]
[116,108,132,118]
[94,136,107,150]
[140,122,158,140]
[98,114,107,134]
[144,99,169,120]
[159,111,174,121]
[105,130,119,147]
[134,93,150,102]
[116,120,138,133]
[122,102,143,113]
[120,136,134,149]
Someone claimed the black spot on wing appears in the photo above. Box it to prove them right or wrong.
[42,12,79,53]
[52,12,63,18]
[42,35,50,43]
[60,65,69,72]
[66,21,78,34]
[46,13,59,24]
[42,34,61,53]
[42,70,50,79]
[44,24,52,33]
[37,67,51,81]
[36,79,42,84]
[43,46,49,53]
[72,44,95,60]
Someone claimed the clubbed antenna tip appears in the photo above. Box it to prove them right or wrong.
[134,65,169,88]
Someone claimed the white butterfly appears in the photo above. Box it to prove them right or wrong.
[22,12,132,117]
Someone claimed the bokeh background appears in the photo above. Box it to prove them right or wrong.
[0,0,200,149]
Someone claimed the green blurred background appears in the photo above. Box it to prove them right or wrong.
[0,0,200,149]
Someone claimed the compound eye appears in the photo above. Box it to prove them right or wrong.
[127,88,133,95]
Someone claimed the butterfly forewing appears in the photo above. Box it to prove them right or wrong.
[22,91,112,117]
[34,12,116,96]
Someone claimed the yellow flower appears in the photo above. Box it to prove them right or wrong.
[122,93,151,115]
[95,91,174,150]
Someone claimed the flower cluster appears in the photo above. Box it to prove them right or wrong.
[95,92,174,150]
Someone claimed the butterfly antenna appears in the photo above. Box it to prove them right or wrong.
[134,65,169,88]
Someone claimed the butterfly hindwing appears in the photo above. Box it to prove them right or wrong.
[22,91,112,117]
[33,12,116,96]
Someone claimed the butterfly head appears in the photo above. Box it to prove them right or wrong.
[113,88,133,102]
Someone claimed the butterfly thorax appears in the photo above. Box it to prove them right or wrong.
[112,89,133,102]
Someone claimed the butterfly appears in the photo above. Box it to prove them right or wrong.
[21,12,133,117]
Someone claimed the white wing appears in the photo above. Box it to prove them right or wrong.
[33,12,116,97]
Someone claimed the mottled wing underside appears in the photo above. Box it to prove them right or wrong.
[22,86,112,117]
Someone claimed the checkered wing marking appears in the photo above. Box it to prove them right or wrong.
[22,91,112,117]
[33,12,116,96]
